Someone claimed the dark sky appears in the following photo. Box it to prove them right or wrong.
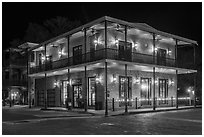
[3,2,202,52]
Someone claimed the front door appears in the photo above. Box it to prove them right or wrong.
[119,76,132,106]
[140,78,152,106]
[157,48,167,66]
[61,81,68,106]
[159,79,168,104]
[118,41,132,61]
[88,77,96,107]
[73,45,82,65]
[73,84,83,108]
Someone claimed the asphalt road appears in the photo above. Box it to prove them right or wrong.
[2,108,202,135]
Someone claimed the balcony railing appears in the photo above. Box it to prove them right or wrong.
[29,48,178,74]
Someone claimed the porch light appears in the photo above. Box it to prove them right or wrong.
[154,47,158,52]
[58,50,62,58]
[167,49,172,56]
[115,39,119,46]
[112,74,117,82]
[94,39,98,46]
[133,42,138,50]
[169,79,174,86]
[54,80,60,87]
[133,77,140,84]
[96,74,101,83]
[154,79,158,85]
[41,55,45,61]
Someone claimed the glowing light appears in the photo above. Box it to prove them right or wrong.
[167,50,172,56]
[133,42,138,50]
[141,84,148,90]
[192,90,195,95]
[58,50,62,58]
[115,39,119,46]
[112,74,117,83]
[94,39,98,46]
[155,47,158,52]
[169,79,174,86]
[96,74,101,83]
[54,80,60,87]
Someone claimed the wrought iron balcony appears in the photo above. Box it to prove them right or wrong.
[29,48,179,74]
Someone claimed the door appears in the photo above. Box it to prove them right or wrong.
[157,48,167,66]
[159,79,168,104]
[140,78,152,106]
[61,81,68,106]
[73,84,83,108]
[119,76,132,106]
[73,45,82,65]
[118,41,132,61]
[88,77,96,107]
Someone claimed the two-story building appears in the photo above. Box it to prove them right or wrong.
[27,16,197,113]
[2,42,38,106]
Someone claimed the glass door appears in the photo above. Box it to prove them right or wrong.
[88,77,96,107]
[61,81,68,106]
[119,76,132,106]
[157,48,167,66]
[118,41,132,61]
[73,45,82,65]
[140,78,152,106]
[73,84,83,108]
[159,79,168,104]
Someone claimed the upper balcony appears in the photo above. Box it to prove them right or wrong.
[28,17,197,74]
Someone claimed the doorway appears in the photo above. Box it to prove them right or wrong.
[119,76,132,107]
[157,48,167,66]
[88,77,96,107]
[140,78,152,106]
[118,41,132,61]
[72,84,83,108]
[73,45,82,65]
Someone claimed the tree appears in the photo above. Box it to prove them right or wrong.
[43,16,81,37]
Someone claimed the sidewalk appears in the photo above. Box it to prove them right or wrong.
[3,105,201,118]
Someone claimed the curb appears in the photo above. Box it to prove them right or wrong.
[110,106,202,116]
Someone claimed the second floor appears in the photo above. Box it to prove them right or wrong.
[28,16,197,74]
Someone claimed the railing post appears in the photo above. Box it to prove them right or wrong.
[135,97,137,109]
[105,20,107,59]
[112,98,115,111]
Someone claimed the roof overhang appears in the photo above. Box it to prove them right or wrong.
[29,16,198,51]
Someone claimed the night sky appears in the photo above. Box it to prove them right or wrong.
[2,2,202,62]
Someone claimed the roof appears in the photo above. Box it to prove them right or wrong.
[29,16,198,51]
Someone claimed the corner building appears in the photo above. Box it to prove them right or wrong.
[28,16,197,111]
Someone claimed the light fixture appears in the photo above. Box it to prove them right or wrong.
[94,39,98,46]
[54,80,60,87]
[145,43,148,47]
[133,77,140,84]
[115,39,119,46]
[58,50,62,58]
[155,47,158,52]
[155,79,158,85]
[133,42,138,50]
[167,49,172,56]
[96,74,100,83]
[169,79,174,86]
[112,74,117,82]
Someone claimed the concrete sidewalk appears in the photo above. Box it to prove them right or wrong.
[3,105,201,119]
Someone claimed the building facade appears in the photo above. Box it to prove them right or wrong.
[27,16,197,112]
[2,43,38,106]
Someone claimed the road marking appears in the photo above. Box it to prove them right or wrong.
[161,117,202,123]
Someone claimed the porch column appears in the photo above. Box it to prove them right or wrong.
[153,33,156,64]
[125,64,128,113]
[176,69,178,109]
[105,62,108,116]
[27,50,31,108]
[175,39,178,67]
[193,45,196,107]
[67,68,70,109]
[105,20,107,58]
[44,73,47,109]
[153,67,156,110]
[84,66,87,112]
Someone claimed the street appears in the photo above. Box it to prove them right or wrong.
[2,107,202,135]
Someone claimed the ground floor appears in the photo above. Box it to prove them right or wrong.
[29,60,196,111]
